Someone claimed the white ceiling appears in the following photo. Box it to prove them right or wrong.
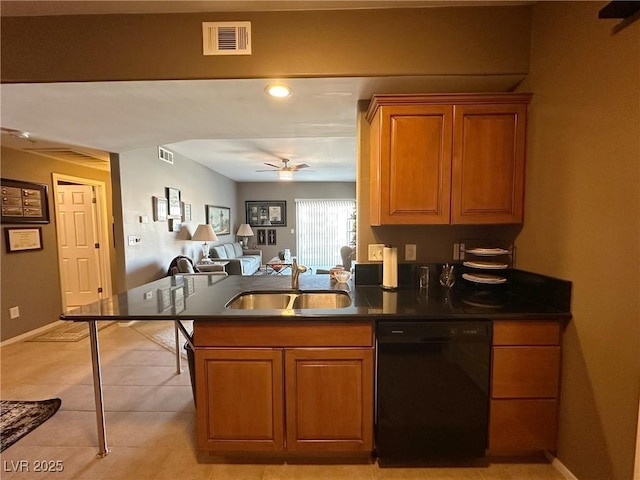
[0,1,528,182]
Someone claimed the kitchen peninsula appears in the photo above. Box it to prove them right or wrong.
[61,268,571,461]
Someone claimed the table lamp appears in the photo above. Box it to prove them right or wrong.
[192,224,217,261]
[236,223,254,249]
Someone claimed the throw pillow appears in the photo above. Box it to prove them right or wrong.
[223,243,236,259]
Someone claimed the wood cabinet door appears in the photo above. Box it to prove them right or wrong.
[451,103,527,224]
[373,105,453,224]
[284,348,374,452]
[195,348,284,453]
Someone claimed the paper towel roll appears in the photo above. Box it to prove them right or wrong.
[382,246,398,290]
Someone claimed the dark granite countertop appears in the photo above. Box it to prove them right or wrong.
[61,268,571,322]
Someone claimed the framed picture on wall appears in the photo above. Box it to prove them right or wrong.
[1,178,50,224]
[166,187,181,217]
[4,227,43,253]
[267,229,277,245]
[245,201,286,227]
[206,205,231,235]
[153,196,168,221]
[182,202,192,222]
[257,229,266,245]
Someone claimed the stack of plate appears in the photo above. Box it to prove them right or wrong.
[461,247,510,285]
[462,272,507,285]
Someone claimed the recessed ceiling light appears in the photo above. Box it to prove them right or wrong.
[265,83,292,98]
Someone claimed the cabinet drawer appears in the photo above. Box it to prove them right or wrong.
[489,399,558,451]
[493,320,561,346]
[194,321,373,348]
[492,346,560,398]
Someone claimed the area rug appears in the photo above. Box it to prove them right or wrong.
[0,398,62,452]
[28,321,116,342]
[129,320,193,359]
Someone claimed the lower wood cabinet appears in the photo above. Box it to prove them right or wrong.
[285,348,373,452]
[194,321,374,456]
[489,320,562,452]
[195,348,284,452]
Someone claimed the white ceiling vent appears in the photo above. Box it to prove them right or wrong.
[202,21,251,56]
[158,147,174,164]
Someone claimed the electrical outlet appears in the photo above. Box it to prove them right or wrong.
[9,306,19,319]
[405,244,416,261]
[368,243,385,261]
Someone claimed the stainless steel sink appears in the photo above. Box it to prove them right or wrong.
[226,292,292,310]
[226,290,351,310]
[292,292,351,309]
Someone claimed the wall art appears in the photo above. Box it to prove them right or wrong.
[245,201,286,227]
[166,187,181,218]
[257,229,266,245]
[1,178,50,224]
[153,196,168,221]
[4,227,43,253]
[206,205,231,235]
[182,202,192,222]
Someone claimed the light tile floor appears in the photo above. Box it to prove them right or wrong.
[0,322,567,480]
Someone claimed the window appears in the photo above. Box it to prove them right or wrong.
[295,199,356,268]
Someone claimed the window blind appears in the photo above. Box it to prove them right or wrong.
[295,199,356,268]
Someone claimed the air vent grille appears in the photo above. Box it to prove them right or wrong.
[158,147,174,164]
[24,147,110,171]
[202,21,251,55]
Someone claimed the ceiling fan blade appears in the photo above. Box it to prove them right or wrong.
[291,163,310,171]
[263,162,281,169]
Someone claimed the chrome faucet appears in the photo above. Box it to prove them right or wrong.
[291,257,307,289]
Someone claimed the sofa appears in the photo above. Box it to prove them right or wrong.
[209,242,262,275]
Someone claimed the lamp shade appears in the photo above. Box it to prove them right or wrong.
[236,224,254,237]
[192,224,217,242]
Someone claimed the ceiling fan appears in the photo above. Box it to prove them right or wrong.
[256,158,310,181]
[0,127,36,142]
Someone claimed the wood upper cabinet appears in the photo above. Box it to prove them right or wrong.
[451,103,528,224]
[369,104,453,224]
[194,321,374,456]
[367,93,531,225]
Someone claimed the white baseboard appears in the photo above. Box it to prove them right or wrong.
[545,451,579,480]
[0,320,65,347]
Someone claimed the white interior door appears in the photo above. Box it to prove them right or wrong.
[56,184,102,308]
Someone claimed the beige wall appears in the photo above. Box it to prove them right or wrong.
[517,3,639,479]
[116,148,237,289]
[0,147,114,341]
[236,182,356,262]
[1,7,531,82]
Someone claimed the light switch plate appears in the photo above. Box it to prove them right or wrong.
[368,243,385,261]
[405,244,416,261]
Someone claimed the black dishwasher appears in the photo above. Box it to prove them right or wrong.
[376,320,492,466]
